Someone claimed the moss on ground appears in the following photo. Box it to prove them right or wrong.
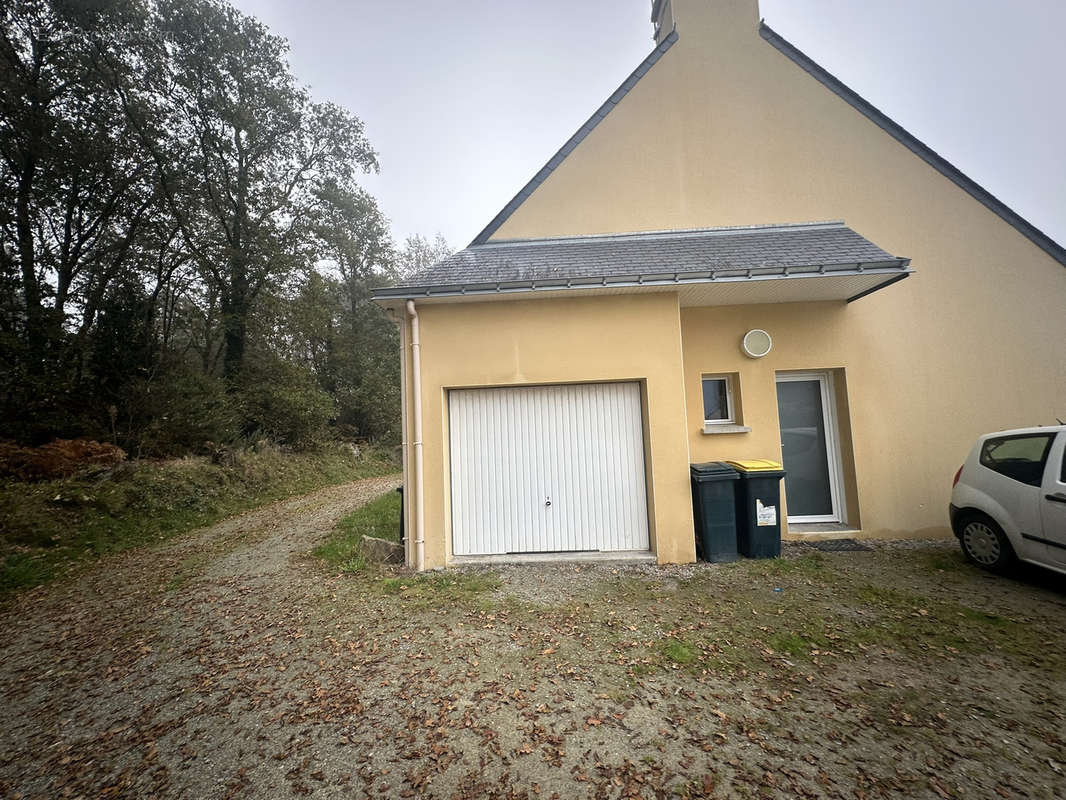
[315,538,1064,689]
[661,638,698,665]
[377,571,501,608]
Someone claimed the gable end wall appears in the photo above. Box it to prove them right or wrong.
[481,0,1066,538]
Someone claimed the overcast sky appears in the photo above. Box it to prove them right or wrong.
[231,0,1065,251]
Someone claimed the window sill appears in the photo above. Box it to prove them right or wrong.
[702,423,752,435]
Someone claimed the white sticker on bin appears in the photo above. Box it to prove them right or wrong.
[756,499,777,527]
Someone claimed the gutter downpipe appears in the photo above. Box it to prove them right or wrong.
[397,309,410,565]
[405,300,425,572]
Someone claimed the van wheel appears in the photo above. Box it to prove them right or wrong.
[958,514,1015,572]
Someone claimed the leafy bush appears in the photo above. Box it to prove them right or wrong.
[235,360,336,449]
[337,351,402,444]
[124,368,239,457]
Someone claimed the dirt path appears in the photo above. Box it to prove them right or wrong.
[2,483,1064,799]
[0,475,399,799]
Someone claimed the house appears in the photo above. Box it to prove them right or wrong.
[373,0,1066,571]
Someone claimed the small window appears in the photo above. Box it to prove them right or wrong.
[979,433,1054,487]
[702,376,735,424]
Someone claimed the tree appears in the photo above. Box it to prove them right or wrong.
[0,0,154,372]
[396,233,452,278]
[130,0,378,379]
[0,0,404,455]
[314,181,393,317]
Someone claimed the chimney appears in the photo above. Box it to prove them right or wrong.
[651,0,675,44]
[653,0,762,44]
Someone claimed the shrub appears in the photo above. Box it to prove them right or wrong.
[235,361,336,449]
[125,368,239,457]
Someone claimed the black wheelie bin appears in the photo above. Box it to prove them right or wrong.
[690,462,741,562]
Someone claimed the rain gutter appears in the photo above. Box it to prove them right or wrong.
[373,261,912,302]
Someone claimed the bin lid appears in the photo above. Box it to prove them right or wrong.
[726,459,783,473]
[690,461,739,480]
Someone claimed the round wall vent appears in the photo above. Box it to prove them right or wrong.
[741,329,773,358]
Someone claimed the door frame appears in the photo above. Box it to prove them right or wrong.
[775,371,846,525]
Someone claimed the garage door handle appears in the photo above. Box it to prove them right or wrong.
[1047,493,1066,504]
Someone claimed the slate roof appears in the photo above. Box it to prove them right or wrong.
[373,222,909,298]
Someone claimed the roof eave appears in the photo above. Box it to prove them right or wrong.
[371,260,912,304]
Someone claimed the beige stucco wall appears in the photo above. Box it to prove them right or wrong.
[406,292,696,569]
[485,0,1066,540]
[682,303,861,531]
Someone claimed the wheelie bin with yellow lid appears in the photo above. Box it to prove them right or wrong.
[726,460,787,559]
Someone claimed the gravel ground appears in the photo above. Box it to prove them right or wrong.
[1,482,1064,799]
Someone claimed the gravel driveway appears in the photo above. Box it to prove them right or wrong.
[0,475,400,799]
[2,479,1065,799]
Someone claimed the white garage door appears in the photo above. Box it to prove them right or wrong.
[449,382,651,556]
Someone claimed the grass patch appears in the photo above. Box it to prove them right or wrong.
[313,489,402,573]
[751,552,829,578]
[921,549,967,572]
[853,583,930,609]
[0,444,397,597]
[661,638,697,665]
[850,686,946,736]
[601,576,661,604]
[768,632,814,659]
[163,553,212,593]
[378,570,501,607]
[843,583,1050,662]
[604,556,1063,676]
[957,607,1015,628]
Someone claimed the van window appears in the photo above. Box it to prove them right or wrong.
[979,434,1054,487]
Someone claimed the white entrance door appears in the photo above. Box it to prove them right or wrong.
[775,372,844,524]
[448,382,651,557]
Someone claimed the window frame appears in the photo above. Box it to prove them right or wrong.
[979,432,1055,487]
[701,374,736,425]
